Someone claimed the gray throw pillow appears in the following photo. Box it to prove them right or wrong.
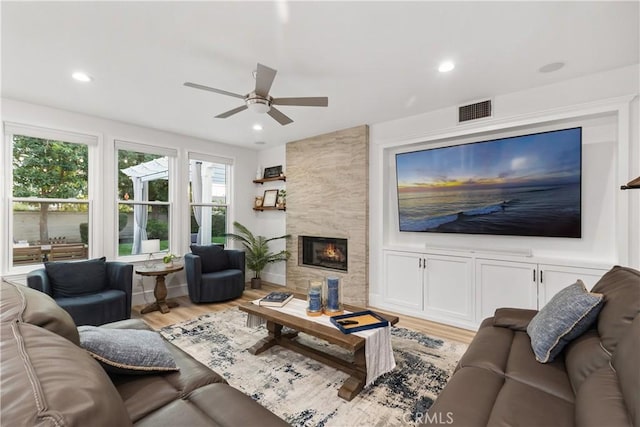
[190,244,229,273]
[78,326,179,375]
[527,280,603,363]
[45,257,107,297]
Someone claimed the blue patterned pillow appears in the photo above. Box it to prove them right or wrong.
[527,280,603,363]
[78,326,179,375]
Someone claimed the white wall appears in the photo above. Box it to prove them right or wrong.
[1,98,258,303]
[370,65,639,299]
[254,145,287,285]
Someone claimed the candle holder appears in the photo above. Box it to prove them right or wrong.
[323,276,343,315]
[306,280,324,316]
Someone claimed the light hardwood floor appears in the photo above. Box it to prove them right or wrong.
[133,282,476,344]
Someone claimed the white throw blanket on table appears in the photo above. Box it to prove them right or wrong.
[247,298,396,386]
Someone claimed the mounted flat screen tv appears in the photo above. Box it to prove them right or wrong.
[395,127,582,238]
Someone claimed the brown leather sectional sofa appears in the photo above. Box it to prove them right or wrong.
[1,281,288,426]
[427,265,639,427]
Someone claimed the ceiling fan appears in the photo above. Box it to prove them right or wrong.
[184,63,328,126]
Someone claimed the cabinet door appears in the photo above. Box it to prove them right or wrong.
[424,254,474,322]
[476,259,538,321]
[538,264,610,308]
[383,251,423,311]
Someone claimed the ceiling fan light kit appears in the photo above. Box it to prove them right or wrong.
[184,63,328,126]
[247,94,272,114]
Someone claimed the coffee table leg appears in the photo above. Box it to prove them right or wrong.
[248,321,299,355]
[338,346,367,401]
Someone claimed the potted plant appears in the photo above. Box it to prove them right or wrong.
[225,221,290,289]
[162,253,178,268]
[277,189,286,208]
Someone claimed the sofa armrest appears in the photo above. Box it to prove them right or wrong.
[26,268,53,296]
[226,250,245,271]
[493,308,539,331]
[185,253,202,302]
[105,262,133,318]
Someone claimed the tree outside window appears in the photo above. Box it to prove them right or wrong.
[12,135,89,266]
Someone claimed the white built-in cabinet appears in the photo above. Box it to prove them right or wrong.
[381,249,610,330]
[383,250,475,329]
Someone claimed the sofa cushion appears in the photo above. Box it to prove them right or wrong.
[527,280,603,363]
[78,326,179,375]
[0,321,131,427]
[190,244,229,273]
[133,384,289,427]
[45,256,107,297]
[102,318,228,422]
[0,281,80,345]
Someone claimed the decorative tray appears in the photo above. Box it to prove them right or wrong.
[329,310,389,334]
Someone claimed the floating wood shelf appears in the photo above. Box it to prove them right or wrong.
[253,206,286,212]
[620,176,640,190]
[253,176,286,184]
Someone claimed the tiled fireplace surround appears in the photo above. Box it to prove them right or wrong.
[285,125,369,306]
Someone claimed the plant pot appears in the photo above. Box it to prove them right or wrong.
[251,278,262,289]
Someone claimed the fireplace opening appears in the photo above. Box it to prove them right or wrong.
[300,236,347,272]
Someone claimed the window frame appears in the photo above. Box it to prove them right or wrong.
[115,140,177,261]
[3,122,99,273]
[187,152,233,248]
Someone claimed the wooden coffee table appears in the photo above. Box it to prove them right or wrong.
[239,297,398,401]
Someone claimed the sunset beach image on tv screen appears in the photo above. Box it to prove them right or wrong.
[395,127,582,238]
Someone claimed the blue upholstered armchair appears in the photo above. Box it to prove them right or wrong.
[185,245,245,303]
[27,258,133,326]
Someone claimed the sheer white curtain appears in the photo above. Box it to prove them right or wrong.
[192,162,203,244]
[131,178,148,254]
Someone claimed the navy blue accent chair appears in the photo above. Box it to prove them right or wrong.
[185,246,245,303]
[27,261,133,326]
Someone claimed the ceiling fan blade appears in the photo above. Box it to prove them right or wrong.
[254,63,277,97]
[184,82,245,100]
[267,107,293,126]
[272,97,328,107]
[215,105,248,119]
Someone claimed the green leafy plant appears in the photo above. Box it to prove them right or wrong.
[162,253,178,264]
[225,221,290,279]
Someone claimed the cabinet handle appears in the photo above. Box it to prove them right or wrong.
[533,269,536,282]
[540,270,544,283]
[423,258,426,269]
[418,258,422,269]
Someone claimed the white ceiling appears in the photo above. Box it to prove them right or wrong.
[2,1,638,149]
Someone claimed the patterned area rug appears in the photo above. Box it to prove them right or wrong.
[160,308,467,427]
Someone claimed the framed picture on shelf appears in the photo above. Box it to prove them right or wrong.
[262,189,278,207]
[263,165,283,179]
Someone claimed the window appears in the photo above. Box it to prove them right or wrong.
[117,143,174,257]
[188,155,231,246]
[8,126,92,267]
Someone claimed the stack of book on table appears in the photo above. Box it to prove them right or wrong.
[258,291,294,307]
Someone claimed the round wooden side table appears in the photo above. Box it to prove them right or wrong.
[135,264,184,314]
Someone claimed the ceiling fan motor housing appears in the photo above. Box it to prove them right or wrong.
[246,93,272,113]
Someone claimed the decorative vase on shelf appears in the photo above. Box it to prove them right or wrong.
[307,280,324,316]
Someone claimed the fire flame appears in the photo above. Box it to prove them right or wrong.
[323,244,339,260]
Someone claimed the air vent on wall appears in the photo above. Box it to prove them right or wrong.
[458,99,492,123]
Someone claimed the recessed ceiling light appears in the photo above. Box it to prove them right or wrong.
[253,124,263,131]
[72,71,93,82]
[438,61,455,73]
[538,62,565,73]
